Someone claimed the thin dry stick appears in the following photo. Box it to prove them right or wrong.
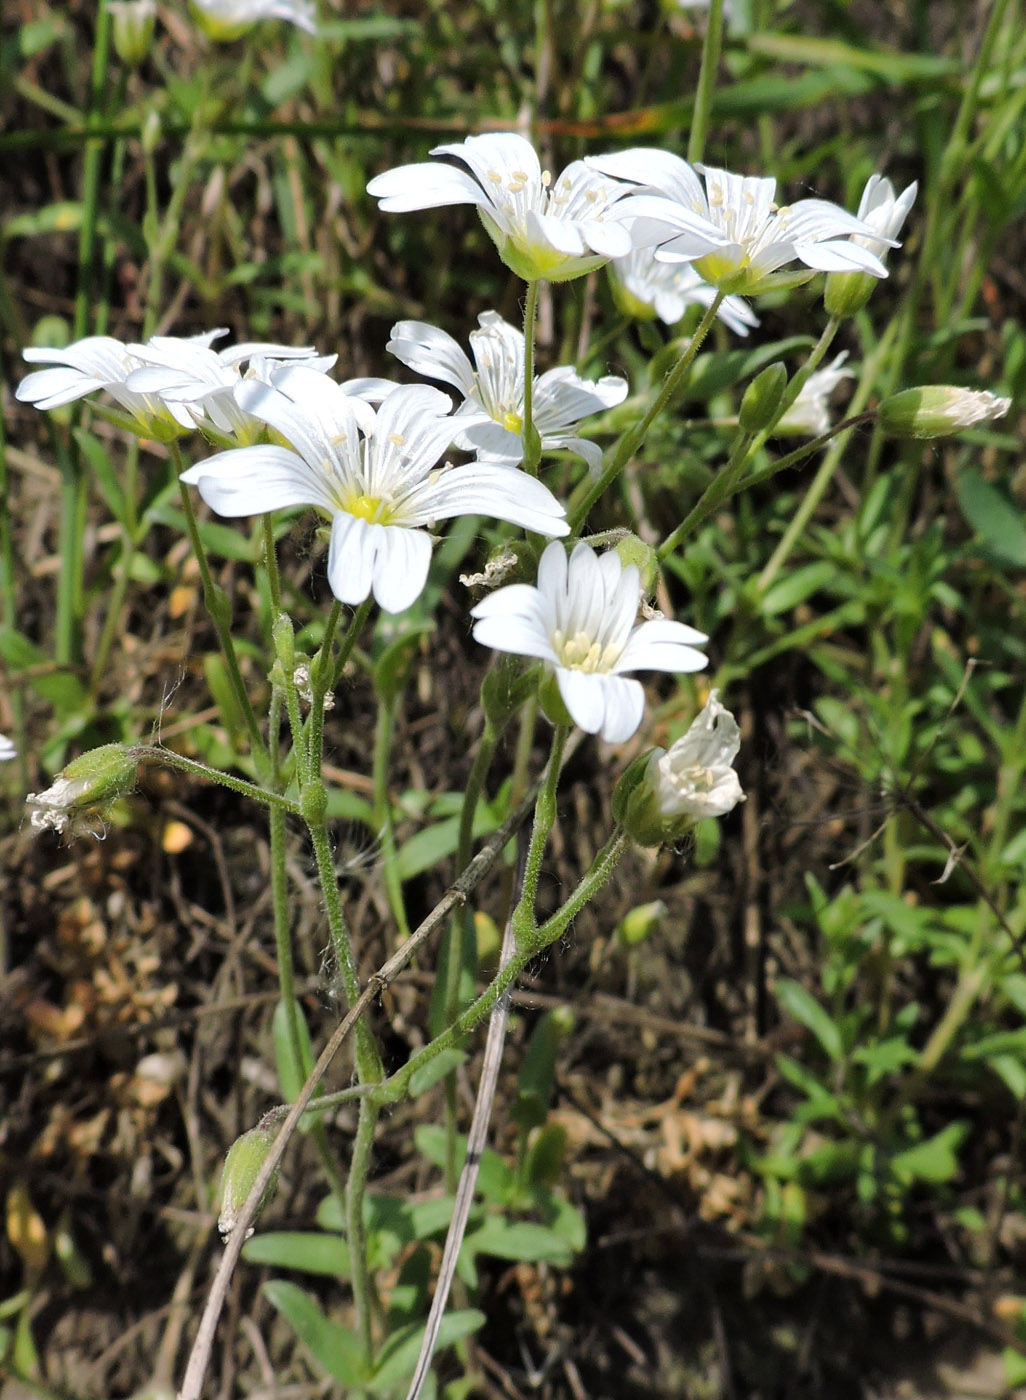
[178,790,537,1400]
[404,842,526,1400]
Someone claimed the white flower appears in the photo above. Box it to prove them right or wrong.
[367,132,656,283]
[180,371,569,614]
[17,332,221,438]
[650,690,744,819]
[775,352,854,436]
[850,174,917,259]
[386,312,627,472]
[587,150,895,295]
[189,0,316,38]
[471,540,708,744]
[124,335,336,442]
[608,248,759,335]
[0,734,15,761]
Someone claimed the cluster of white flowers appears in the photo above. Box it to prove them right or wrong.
[15,131,921,781]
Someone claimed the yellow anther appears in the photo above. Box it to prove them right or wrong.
[388,432,406,447]
[487,169,503,184]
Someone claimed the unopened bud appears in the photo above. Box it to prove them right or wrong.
[823,270,876,319]
[26,744,138,836]
[879,386,1011,439]
[218,1114,283,1242]
[739,362,788,433]
[109,0,157,67]
[613,533,659,595]
[615,899,667,947]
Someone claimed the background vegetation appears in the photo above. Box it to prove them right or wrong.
[2,0,1026,1396]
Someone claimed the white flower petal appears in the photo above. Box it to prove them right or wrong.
[180,445,333,515]
[387,321,477,397]
[367,161,488,212]
[371,525,433,613]
[403,464,568,535]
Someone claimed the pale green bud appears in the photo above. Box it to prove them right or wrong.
[218,1116,283,1242]
[613,533,659,595]
[615,899,667,947]
[26,744,138,836]
[739,362,788,433]
[879,386,1012,439]
[823,270,876,319]
[109,0,157,67]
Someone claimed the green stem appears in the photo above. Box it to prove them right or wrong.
[305,811,384,1086]
[440,718,500,1190]
[687,0,724,165]
[755,333,893,593]
[569,291,725,530]
[522,279,542,475]
[511,725,569,944]
[331,598,373,690]
[305,598,342,766]
[346,1092,381,1366]
[377,825,632,1109]
[658,318,843,562]
[172,446,267,772]
[130,745,299,812]
[371,694,411,943]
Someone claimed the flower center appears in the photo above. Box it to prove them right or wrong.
[553,628,620,673]
[501,409,523,434]
[345,491,392,524]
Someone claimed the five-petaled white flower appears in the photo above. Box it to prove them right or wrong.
[180,370,569,614]
[386,312,628,472]
[775,352,853,436]
[471,540,708,743]
[608,248,759,335]
[0,734,15,762]
[586,150,895,295]
[367,132,656,283]
[189,0,316,38]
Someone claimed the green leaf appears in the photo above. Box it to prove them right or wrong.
[409,1048,466,1098]
[147,503,260,561]
[956,470,1026,568]
[761,561,839,618]
[774,979,843,1061]
[74,428,128,527]
[242,1230,351,1277]
[465,1216,574,1267]
[264,1281,369,1385]
[414,1125,515,1204]
[0,627,88,716]
[272,998,316,1103]
[889,1121,969,1186]
[370,1310,485,1391]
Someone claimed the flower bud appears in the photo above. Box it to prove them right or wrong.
[615,899,667,947]
[879,386,1011,439]
[613,533,659,595]
[26,744,138,836]
[823,269,876,319]
[109,0,157,67]
[218,1115,283,1242]
[617,691,744,846]
[739,362,787,433]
